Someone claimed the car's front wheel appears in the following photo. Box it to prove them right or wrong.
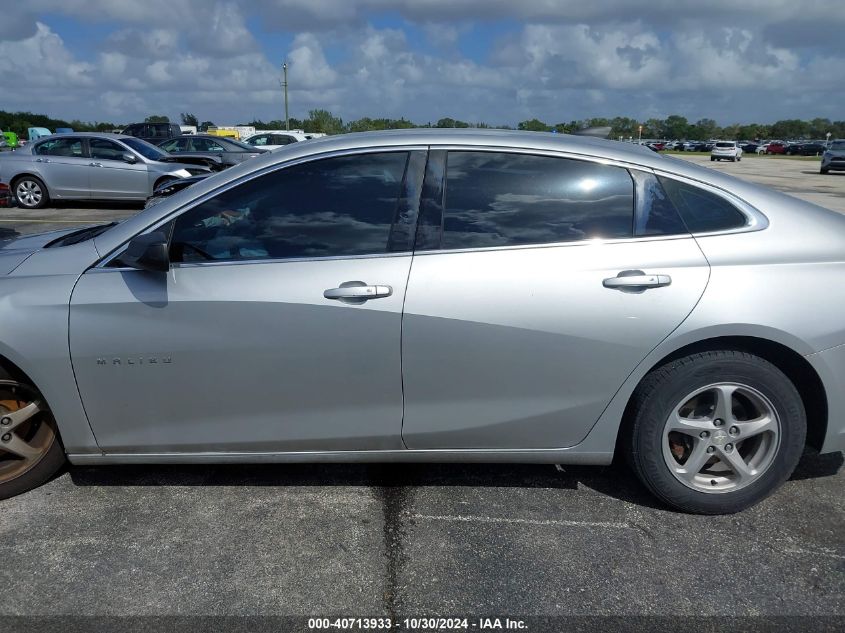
[820,167,829,174]
[625,350,805,514]
[0,370,65,500]
[13,176,49,209]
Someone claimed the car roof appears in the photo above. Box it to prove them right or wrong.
[34,132,137,141]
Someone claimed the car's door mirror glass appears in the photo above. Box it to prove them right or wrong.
[121,152,137,164]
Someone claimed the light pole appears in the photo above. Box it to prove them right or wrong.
[282,62,289,131]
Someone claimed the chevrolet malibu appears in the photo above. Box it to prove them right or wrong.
[0,129,842,514]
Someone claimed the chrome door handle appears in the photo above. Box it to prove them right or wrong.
[324,281,393,302]
[35,158,50,163]
[603,271,671,289]
[89,162,103,167]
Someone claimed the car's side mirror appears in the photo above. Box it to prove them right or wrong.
[122,152,137,164]
[122,231,170,272]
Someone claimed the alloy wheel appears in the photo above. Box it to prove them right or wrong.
[0,380,56,484]
[15,180,43,208]
[662,382,780,493]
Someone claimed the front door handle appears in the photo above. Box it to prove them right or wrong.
[324,281,393,302]
[89,162,103,167]
[603,270,671,289]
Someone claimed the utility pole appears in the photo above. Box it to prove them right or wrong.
[282,62,289,131]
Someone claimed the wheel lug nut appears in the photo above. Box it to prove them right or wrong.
[0,417,9,426]
[700,431,710,439]
[725,443,733,452]
[1,433,10,442]
[706,446,715,454]
[729,426,739,436]
[714,419,724,427]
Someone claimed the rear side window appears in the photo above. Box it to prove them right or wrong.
[442,152,634,249]
[658,177,747,233]
[631,171,688,236]
[34,138,84,157]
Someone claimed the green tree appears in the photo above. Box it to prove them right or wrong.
[664,115,690,140]
[145,115,170,123]
[199,121,215,132]
[180,112,199,127]
[517,118,550,132]
[306,109,343,134]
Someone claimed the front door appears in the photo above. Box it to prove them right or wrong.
[401,150,710,449]
[70,150,425,454]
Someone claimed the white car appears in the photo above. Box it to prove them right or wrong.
[242,131,308,150]
[711,141,743,162]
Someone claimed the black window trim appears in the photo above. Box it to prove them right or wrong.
[96,145,431,270]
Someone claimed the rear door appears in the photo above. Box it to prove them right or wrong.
[401,150,710,449]
[32,137,90,197]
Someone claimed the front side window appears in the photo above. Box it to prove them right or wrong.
[441,152,634,250]
[170,152,409,263]
[248,135,269,146]
[122,137,168,162]
[158,138,185,152]
[34,138,84,157]
[89,138,126,161]
[657,177,747,233]
[271,135,296,145]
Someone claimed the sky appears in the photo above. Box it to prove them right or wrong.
[0,0,843,126]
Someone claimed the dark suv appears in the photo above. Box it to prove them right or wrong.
[121,122,183,144]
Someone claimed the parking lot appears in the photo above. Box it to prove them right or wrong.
[0,154,843,627]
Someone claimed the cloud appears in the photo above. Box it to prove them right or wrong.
[0,1,841,125]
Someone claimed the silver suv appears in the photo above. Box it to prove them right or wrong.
[711,141,742,162]
[820,139,845,174]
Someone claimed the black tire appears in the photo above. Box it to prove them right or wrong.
[0,367,65,501]
[12,175,49,209]
[624,350,806,514]
[710,157,716,161]
[820,168,829,174]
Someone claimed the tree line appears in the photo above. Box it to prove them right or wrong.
[1,109,843,141]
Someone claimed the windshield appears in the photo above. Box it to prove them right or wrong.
[715,142,735,148]
[122,137,168,161]
[830,141,845,150]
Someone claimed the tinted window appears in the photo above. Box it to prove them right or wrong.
[441,152,634,249]
[35,138,84,157]
[631,171,688,236]
[192,138,226,152]
[271,135,296,145]
[158,138,185,152]
[248,135,269,146]
[658,176,747,233]
[89,138,126,161]
[170,152,409,262]
[122,137,168,161]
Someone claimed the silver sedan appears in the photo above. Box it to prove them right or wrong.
[0,133,210,209]
[0,129,842,514]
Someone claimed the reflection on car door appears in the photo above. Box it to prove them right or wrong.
[88,138,150,199]
[69,150,426,454]
[33,137,90,197]
[401,151,710,450]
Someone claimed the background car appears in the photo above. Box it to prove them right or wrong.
[121,122,184,145]
[156,134,268,168]
[242,131,308,150]
[0,182,12,207]
[820,139,845,174]
[144,173,209,208]
[765,141,788,154]
[0,133,209,209]
[711,141,743,162]
[787,141,826,156]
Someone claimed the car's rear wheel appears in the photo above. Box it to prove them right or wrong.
[13,176,49,209]
[625,350,805,514]
[820,167,829,174]
[0,372,65,500]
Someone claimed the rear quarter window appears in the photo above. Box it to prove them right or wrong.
[657,177,747,233]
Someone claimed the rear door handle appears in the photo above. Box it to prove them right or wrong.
[603,271,671,289]
[35,158,50,163]
[89,162,103,167]
[324,281,393,302]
